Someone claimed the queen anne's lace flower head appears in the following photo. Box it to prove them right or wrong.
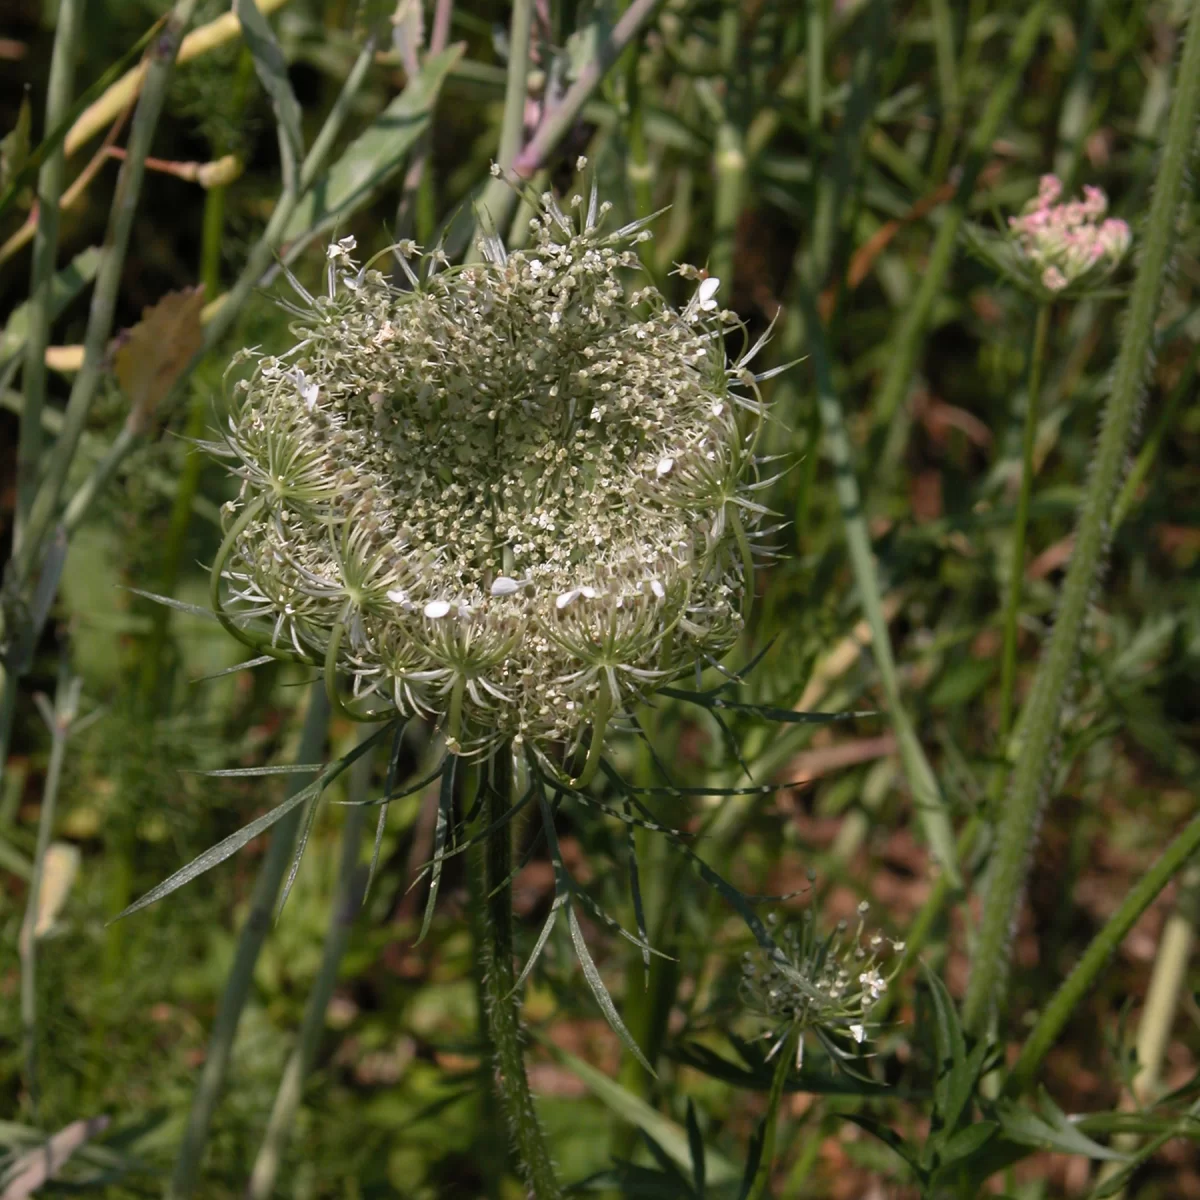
[212,182,768,766]
[741,903,904,1069]
[1008,174,1131,294]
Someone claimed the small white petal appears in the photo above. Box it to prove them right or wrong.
[490,576,520,596]
[386,587,409,605]
[650,580,666,600]
[697,276,720,310]
[424,599,451,619]
[656,457,675,476]
[556,590,579,610]
[849,1023,866,1044]
[579,586,598,600]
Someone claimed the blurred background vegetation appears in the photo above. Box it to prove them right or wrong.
[1,0,1198,1196]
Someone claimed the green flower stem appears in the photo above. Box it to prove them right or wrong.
[874,0,1048,479]
[963,0,1200,1038]
[799,288,961,886]
[468,746,561,1199]
[246,733,374,1200]
[998,302,1052,743]
[19,667,81,1120]
[15,0,201,581]
[16,0,82,553]
[744,1030,796,1200]
[1005,812,1200,1097]
[167,684,329,1200]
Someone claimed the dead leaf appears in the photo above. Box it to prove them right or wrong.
[113,286,205,432]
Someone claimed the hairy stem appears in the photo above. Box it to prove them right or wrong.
[167,685,329,1199]
[965,0,1200,1037]
[998,302,1052,742]
[469,746,561,1198]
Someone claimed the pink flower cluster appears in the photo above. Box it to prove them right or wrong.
[1008,175,1131,292]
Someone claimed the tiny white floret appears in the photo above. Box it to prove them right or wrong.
[650,580,666,600]
[424,599,452,619]
[556,590,579,610]
[491,576,521,596]
[656,457,675,477]
[697,276,720,310]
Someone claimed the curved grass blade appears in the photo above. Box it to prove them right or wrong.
[191,655,275,681]
[656,687,873,724]
[192,763,324,778]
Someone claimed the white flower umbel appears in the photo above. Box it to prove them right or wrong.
[212,186,767,769]
[741,903,903,1070]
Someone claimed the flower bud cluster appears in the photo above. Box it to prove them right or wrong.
[741,903,903,1069]
[213,185,766,757]
[1008,174,1131,293]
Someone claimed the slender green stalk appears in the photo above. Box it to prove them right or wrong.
[16,0,82,554]
[964,0,1200,1037]
[874,0,1048,477]
[19,667,81,1120]
[469,0,534,251]
[745,1031,796,1200]
[799,289,960,885]
[16,0,201,581]
[246,734,373,1200]
[998,302,1052,743]
[167,685,329,1200]
[469,746,561,1199]
[1006,814,1200,1096]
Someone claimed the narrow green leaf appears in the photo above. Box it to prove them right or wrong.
[276,790,321,914]
[124,587,219,622]
[568,899,654,1074]
[113,784,315,920]
[933,1121,998,1174]
[921,965,966,1121]
[282,44,464,244]
[234,0,303,191]
[416,755,456,944]
[995,1090,1126,1162]
[115,722,391,919]
[191,655,276,681]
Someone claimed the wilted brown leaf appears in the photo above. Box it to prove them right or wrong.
[113,285,205,431]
